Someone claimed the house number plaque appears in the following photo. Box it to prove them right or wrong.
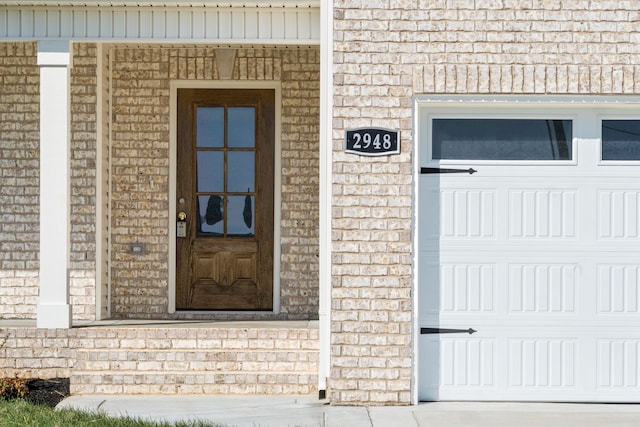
[345,127,400,156]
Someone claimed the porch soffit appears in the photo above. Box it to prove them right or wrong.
[0,0,318,6]
[0,0,320,43]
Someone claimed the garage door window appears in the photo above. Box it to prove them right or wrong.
[602,120,640,160]
[432,119,573,161]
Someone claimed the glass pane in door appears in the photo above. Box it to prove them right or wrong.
[197,195,224,236]
[194,106,258,238]
[228,151,255,192]
[228,107,256,148]
[227,195,255,236]
[196,151,224,192]
[197,107,224,148]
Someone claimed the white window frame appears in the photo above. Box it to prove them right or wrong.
[598,115,640,166]
[425,114,578,166]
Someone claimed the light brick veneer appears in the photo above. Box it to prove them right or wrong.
[0,42,98,320]
[0,43,319,321]
[70,43,98,320]
[71,325,319,395]
[331,1,640,404]
[0,324,319,396]
[0,42,40,319]
[109,46,320,319]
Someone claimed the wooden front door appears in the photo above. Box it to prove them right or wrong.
[176,89,274,310]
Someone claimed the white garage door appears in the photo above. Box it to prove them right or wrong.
[417,99,640,402]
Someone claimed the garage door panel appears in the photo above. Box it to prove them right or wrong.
[597,338,640,389]
[597,264,640,314]
[419,183,496,242]
[440,263,496,313]
[441,338,495,388]
[419,259,440,317]
[508,264,576,314]
[508,338,577,388]
[425,329,640,400]
[598,189,640,238]
[419,337,441,400]
[419,186,441,242]
[419,334,499,401]
[431,256,586,321]
[509,189,577,239]
[441,188,496,238]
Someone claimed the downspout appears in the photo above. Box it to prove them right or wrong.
[318,0,333,400]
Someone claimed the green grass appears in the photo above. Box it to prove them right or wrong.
[0,399,226,427]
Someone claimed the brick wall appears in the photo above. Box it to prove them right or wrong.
[0,42,40,319]
[0,42,98,320]
[0,43,319,321]
[109,46,172,318]
[109,46,320,319]
[0,324,319,395]
[330,1,640,404]
[70,43,98,320]
[0,327,74,378]
[279,49,321,316]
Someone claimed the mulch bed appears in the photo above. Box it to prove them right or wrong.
[24,378,70,408]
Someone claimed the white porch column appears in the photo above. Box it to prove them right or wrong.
[36,40,72,329]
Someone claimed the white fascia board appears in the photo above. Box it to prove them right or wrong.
[415,94,640,106]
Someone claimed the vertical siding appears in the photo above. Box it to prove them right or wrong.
[0,7,321,43]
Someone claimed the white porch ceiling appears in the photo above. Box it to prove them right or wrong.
[0,1,320,43]
[0,0,318,6]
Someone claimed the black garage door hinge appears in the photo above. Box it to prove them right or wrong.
[421,167,477,175]
[421,327,477,335]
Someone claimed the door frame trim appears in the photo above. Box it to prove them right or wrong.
[168,80,282,314]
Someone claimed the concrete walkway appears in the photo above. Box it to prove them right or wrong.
[58,395,640,427]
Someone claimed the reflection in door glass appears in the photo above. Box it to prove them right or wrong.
[432,119,573,160]
[196,151,224,192]
[197,195,224,236]
[228,152,255,192]
[196,107,224,148]
[602,120,640,160]
[195,105,257,239]
[227,195,255,236]
[228,107,256,148]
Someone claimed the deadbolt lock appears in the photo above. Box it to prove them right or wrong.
[176,212,187,238]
